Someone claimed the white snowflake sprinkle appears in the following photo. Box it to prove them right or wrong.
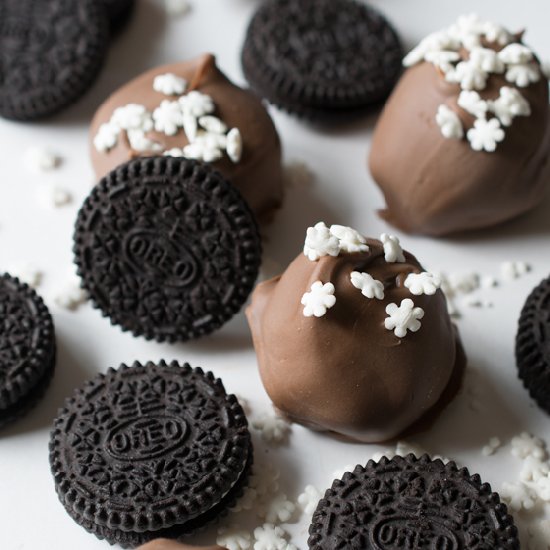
[253,524,290,550]
[457,90,488,119]
[424,50,461,73]
[500,481,537,512]
[303,222,340,261]
[301,281,336,318]
[179,90,215,117]
[520,456,550,482]
[226,127,243,163]
[498,43,534,65]
[489,86,531,126]
[380,233,406,263]
[501,261,531,281]
[350,271,384,300]
[24,147,60,172]
[259,493,296,523]
[164,0,191,16]
[111,103,153,132]
[163,147,185,157]
[199,115,228,134]
[329,225,369,254]
[467,118,505,152]
[511,432,547,460]
[217,526,252,550]
[404,272,441,296]
[469,47,505,74]
[153,73,187,96]
[435,104,464,139]
[447,59,488,90]
[182,132,225,163]
[127,129,162,153]
[297,485,322,517]
[505,62,541,87]
[482,21,512,46]
[93,122,120,152]
[252,413,291,444]
[153,100,184,135]
[385,299,424,338]
[481,436,502,456]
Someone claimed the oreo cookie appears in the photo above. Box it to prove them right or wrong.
[516,276,550,413]
[0,273,56,428]
[241,0,403,121]
[49,361,252,548]
[0,0,109,121]
[308,454,519,549]
[103,0,136,32]
[73,156,262,343]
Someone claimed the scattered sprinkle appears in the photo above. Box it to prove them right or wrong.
[404,272,441,296]
[297,485,322,517]
[217,525,252,550]
[350,271,384,300]
[435,104,464,139]
[153,73,187,96]
[24,147,60,172]
[252,414,291,444]
[259,493,296,523]
[7,263,43,288]
[380,233,406,263]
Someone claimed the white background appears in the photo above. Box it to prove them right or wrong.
[1,0,550,548]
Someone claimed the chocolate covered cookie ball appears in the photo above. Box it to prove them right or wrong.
[90,53,283,222]
[369,15,550,236]
[246,223,465,443]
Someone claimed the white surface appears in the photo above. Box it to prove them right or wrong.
[1,1,550,548]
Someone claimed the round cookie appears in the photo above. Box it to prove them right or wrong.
[0,273,56,428]
[103,0,136,32]
[516,276,550,413]
[0,0,109,121]
[308,455,519,549]
[369,15,550,236]
[74,156,261,343]
[241,0,403,120]
[246,223,465,443]
[90,54,284,223]
[49,361,252,548]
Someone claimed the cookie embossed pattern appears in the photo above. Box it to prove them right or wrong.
[49,361,252,547]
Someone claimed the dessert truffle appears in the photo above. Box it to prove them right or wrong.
[369,14,550,236]
[246,223,465,443]
[90,53,283,222]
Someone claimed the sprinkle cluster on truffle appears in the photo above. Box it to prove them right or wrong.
[300,222,442,339]
[93,72,243,163]
[404,14,548,152]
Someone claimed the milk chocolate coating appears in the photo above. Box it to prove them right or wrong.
[369,47,550,236]
[246,240,465,443]
[90,54,284,222]
[137,540,226,550]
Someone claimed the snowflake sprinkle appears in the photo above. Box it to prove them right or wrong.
[466,118,505,152]
[385,299,425,338]
[297,485,323,517]
[404,272,441,296]
[252,413,291,444]
[380,233,406,263]
[489,87,531,126]
[253,524,292,550]
[435,105,464,139]
[153,73,188,96]
[217,525,252,550]
[329,225,369,254]
[303,222,340,261]
[457,90,488,119]
[301,281,336,317]
[350,272,384,300]
[259,493,296,523]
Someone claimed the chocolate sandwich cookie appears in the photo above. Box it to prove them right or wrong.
[241,0,403,121]
[516,276,550,413]
[73,156,261,343]
[308,455,519,549]
[0,273,56,428]
[49,361,252,548]
[103,0,136,32]
[0,0,109,120]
